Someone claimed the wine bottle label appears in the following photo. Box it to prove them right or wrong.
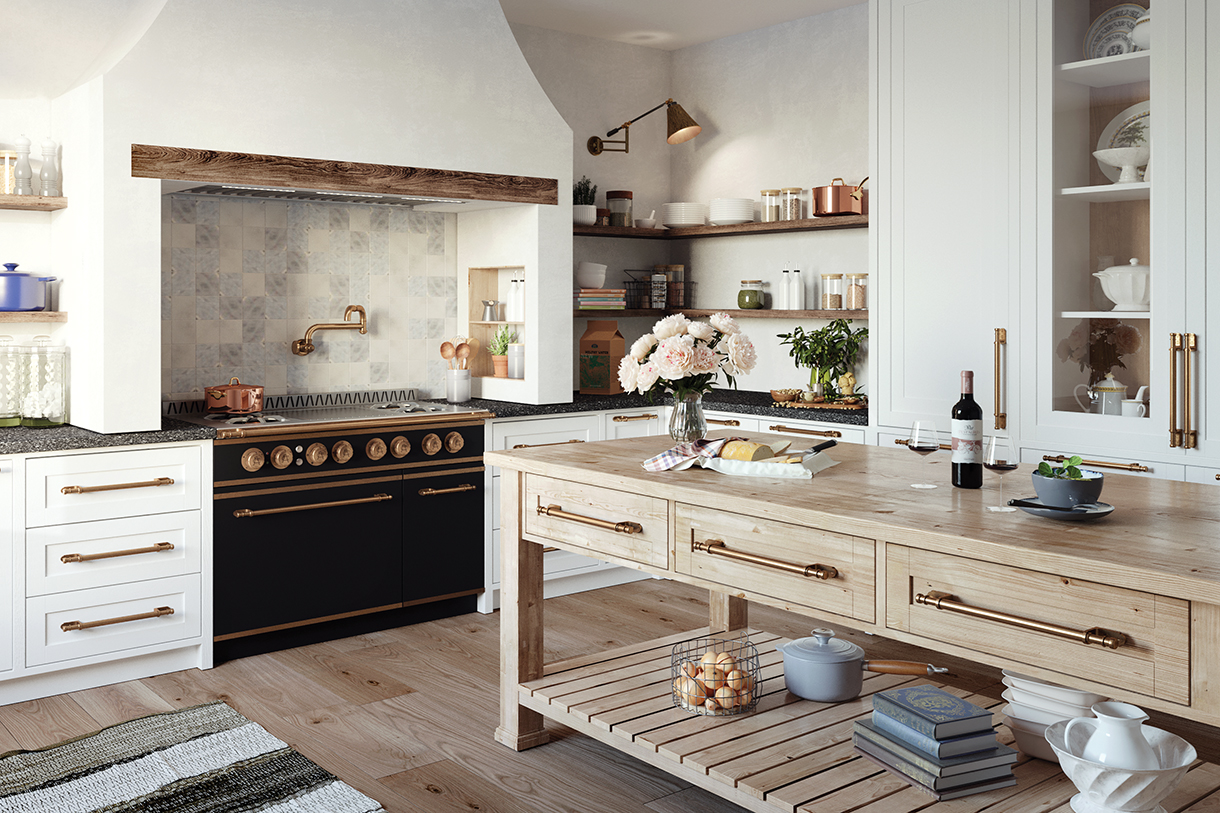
[951,419,983,463]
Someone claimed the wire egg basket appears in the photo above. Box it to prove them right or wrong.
[671,633,761,717]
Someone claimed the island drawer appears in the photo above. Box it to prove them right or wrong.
[523,475,669,569]
[886,546,1190,704]
[675,505,875,623]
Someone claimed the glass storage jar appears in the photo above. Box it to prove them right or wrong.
[846,273,868,310]
[607,190,633,227]
[0,335,23,427]
[760,190,781,223]
[781,187,803,221]
[20,335,68,427]
[820,274,844,310]
[738,280,764,309]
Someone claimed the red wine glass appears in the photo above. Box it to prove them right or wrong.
[907,420,939,489]
[984,435,1018,511]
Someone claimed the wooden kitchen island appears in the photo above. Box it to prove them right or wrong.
[487,434,1220,812]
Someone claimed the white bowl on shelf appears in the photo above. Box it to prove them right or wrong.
[1004,716,1059,761]
[1002,669,1110,707]
[575,262,607,289]
[1002,680,1097,719]
[1094,147,1151,184]
[661,202,706,227]
[1002,695,1072,727]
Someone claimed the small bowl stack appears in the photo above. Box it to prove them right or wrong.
[1001,669,1107,761]
[661,202,706,228]
[709,198,754,226]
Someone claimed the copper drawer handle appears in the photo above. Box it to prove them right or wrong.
[536,503,642,535]
[61,605,175,632]
[61,477,175,495]
[1041,454,1149,473]
[233,493,392,518]
[693,538,838,580]
[418,484,477,496]
[612,413,658,422]
[768,425,841,438]
[707,418,741,427]
[915,591,1126,649]
[994,327,1007,430]
[512,439,586,450]
[61,541,175,564]
[895,439,952,450]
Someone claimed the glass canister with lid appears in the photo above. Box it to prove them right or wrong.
[20,335,68,427]
[760,190,781,223]
[738,280,764,309]
[0,335,24,427]
[846,273,868,309]
[820,274,844,310]
[606,190,633,227]
[781,187,804,221]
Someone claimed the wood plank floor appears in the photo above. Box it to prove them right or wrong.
[0,579,1216,812]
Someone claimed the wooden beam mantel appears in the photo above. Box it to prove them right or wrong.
[131,144,558,206]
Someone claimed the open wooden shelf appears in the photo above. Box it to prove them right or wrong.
[575,215,867,240]
[574,309,665,318]
[0,195,67,212]
[0,311,67,323]
[679,308,868,320]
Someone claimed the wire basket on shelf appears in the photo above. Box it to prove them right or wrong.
[671,633,760,717]
[624,278,696,310]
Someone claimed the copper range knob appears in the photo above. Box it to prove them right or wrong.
[421,433,442,456]
[444,431,465,454]
[241,448,265,472]
[306,442,328,466]
[270,445,294,470]
[332,440,354,464]
[366,437,387,461]
[390,436,411,458]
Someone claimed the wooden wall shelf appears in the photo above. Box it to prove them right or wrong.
[574,215,867,240]
[0,311,67,322]
[0,195,67,212]
[574,308,867,320]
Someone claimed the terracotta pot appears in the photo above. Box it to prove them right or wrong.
[204,377,265,414]
[492,355,509,378]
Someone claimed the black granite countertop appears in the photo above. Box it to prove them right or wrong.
[0,418,214,456]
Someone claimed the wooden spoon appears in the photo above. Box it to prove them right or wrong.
[455,342,471,370]
[440,341,456,369]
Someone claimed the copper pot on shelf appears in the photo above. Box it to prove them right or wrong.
[204,377,265,414]
[812,177,868,216]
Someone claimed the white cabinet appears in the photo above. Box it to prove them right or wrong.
[872,0,1027,436]
[757,415,866,445]
[703,410,756,432]
[603,406,666,440]
[1,458,12,674]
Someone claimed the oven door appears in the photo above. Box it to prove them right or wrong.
[403,468,484,603]
[213,475,403,640]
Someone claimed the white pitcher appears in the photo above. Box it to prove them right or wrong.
[1065,701,1159,769]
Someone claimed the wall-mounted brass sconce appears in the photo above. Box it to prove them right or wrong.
[291,305,367,356]
[587,98,702,156]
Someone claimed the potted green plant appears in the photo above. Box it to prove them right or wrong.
[488,324,517,378]
[777,319,869,398]
[1032,455,1105,507]
[573,175,597,226]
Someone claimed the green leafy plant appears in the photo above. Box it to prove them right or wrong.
[1037,455,1085,480]
[488,324,517,356]
[776,319,869,395]
[573,175,597,206]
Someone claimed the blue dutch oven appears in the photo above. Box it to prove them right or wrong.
[0,263,56,311]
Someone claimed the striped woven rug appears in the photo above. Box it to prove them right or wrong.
[0,701,386,812]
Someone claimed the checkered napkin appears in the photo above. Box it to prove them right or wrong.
[642,437,821,479]
[642,437,734,472]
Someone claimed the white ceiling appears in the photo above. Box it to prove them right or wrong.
[497,0,864,50]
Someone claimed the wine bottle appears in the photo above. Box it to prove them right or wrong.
[951,370,983,488]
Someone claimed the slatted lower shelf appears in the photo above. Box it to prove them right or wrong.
[519,628,1220,813]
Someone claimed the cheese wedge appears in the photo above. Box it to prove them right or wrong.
[719,441,773,461]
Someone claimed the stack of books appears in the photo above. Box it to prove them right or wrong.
[575,288,626,310]
[852,685,1017,801]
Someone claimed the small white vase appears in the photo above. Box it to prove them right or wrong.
[573,204,597,226]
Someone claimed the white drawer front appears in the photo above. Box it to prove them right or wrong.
[26,511,201,597]
[26,446,202,526]
[760,419,866,444]
[26,574,201,667]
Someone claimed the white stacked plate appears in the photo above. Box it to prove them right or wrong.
[661,202,706,228]
[1000,669,1107,762]
[709,198,754,226]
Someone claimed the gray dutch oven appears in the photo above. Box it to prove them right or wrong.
[778,628,949,702]
[0,263,56,312]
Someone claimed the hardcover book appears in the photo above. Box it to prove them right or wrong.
[852,735,1014,791]
[871,709,999,758]
[854,747,1018,801]
[872,686,994,739]
[854,719,1015,777]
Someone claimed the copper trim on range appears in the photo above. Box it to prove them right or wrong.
[769,425,841,438]
[61,477,174,495]
[61,541,175,564]
[994,327,1007,430]
[612,413,658,422]
[61,606,175,632]
[915,590,1126,649]
[513,439,585,450]
[536,503,642,535]
[1041,454,1148,473]
[418,483,477,497]
[211,413,493,440]
[693,538,838,580]
[232,492,393,518]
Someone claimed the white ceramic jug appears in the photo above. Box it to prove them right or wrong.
[1065,701,1159,770]
[1075,373,1127,415]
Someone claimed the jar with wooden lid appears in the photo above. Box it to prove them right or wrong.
[607,190,633,227]
[781,188,803,221]
[738,280,764,309]
[760,190,781,223]
[821,274,844,310]
[846,273,868,310]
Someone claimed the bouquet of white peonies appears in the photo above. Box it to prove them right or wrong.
[618,312,757,401]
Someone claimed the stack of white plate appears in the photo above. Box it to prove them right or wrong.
[661,202,706,228]
[1001,669,1107,761]
[709,198,754,226]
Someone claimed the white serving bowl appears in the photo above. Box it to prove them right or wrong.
[1094,147,1151,184]
[1002,696,1072,727]
[634,218,657,229]
[1094,259,1150,311]
[1046,719,1196,813]
[575,262,607,289]
[1003,680,1098,719]
[1005,717,1059,761]
[1003,670,1110,707]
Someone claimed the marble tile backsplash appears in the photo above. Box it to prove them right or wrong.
[161,195,458,402]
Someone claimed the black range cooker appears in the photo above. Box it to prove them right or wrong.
[180,400,493,660]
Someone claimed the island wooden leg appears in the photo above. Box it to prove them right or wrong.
[710,590,748,633]
[495,470,550,751]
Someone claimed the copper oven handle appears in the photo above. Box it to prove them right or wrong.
[1185,333,1198,449]
[612,413,658,422]
[512,439,586,450]
[418,484,477,496]
[895,439,952,450]
[1170,333,1182,448]
[693,538,838,580]
[915,591,1126,649]
[233,493,392,518]
[61,606,175,632]
[1041,454,1149,473]
[536,503,642,535]
[707,418,741,427]
[768,425,841,438]
[61,477,175,495]
[61,541,175,564]
[994,327,1007,430]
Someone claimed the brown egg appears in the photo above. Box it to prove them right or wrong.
[704,698,720,712]
[737,688,753,706]
[715,652,737,672]
[726,669,748,691]
[700,650,722,671]
[680,660,699,679]
[680,676,706,705]
[715,686,738,709]
[701,667,724,692]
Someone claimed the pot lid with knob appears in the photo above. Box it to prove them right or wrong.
[777,628,864,664]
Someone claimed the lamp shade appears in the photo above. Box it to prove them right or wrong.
[667,102,702,145]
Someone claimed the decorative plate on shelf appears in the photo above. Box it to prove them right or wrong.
[1096,101,1150,182]
[1083,3,1146,60]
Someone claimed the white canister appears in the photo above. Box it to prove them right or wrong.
[446,369,471,403]
[507,344,525,379]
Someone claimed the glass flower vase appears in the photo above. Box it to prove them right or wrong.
[669,392,707,443]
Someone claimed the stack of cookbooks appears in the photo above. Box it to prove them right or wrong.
[852,685,1018,800]
[574,288,626,309]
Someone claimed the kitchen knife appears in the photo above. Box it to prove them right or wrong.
[1007,498,1099,512]
[801,440,838,474]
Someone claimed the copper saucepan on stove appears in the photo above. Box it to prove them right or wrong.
[813,177,868,217]
[204,377,265,414]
